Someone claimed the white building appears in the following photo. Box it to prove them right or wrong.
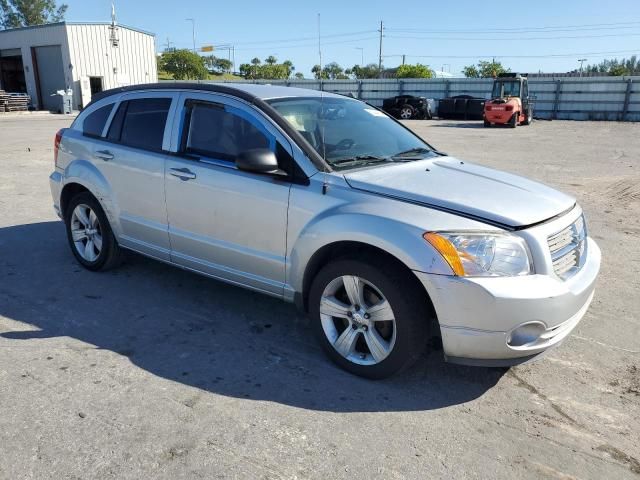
[0,22,157,111]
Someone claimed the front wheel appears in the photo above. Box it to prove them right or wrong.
[309,258,430,379]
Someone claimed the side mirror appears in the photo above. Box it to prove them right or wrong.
[236,148,287,176]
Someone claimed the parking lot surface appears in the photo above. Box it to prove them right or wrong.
[1,114,639,479]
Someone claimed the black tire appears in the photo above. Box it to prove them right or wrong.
[398,104,415,120]
[309,258,430,379]
[509,112,518,128]
[483,119,491,128]
[64,192,122,271]
[522,108,533,125]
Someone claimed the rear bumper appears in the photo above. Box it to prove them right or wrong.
[414,237,601,366]
[484,111,514,123]
[49,170,63,218]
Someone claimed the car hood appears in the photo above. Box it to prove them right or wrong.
[343,157,575,228]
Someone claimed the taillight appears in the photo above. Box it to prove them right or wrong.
[54,129,63,166]
[485,105,492,111]
[505,105,514,112]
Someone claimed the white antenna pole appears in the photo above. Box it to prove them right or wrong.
[111,2,116,26]
[317,13,322,72]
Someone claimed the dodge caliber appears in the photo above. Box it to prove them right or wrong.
[49,83,601,378]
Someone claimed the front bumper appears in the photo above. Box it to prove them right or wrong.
[414,236,601,367]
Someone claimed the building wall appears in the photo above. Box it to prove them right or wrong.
[66,24,157,108]
[0,22,157,110]
[0,23,72,110]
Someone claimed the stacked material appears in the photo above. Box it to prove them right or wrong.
[0,90,31,112]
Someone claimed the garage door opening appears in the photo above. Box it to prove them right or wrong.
[0,49,27,93]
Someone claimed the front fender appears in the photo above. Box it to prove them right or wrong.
[63,160,120,235]
[287,209,453,293]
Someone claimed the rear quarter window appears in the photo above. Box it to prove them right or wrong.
[82,104,114,137]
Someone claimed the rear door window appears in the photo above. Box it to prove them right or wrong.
[83,104,114,137]
[182,102,273,161]
[108,98,172,151]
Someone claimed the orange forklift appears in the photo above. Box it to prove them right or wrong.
[483,73,533,128]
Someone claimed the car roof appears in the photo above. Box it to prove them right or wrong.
[90,82,347,104]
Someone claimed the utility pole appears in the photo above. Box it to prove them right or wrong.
[378,21,384,77]
[402,54,406,65]
[163,37,174,52]
[186,18,196,53]
[578,58,587,77]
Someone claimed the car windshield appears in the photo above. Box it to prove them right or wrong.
[492,81,521,98]
[267,96,436,169]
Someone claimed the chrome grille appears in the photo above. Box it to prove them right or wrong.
[547,216,587,279]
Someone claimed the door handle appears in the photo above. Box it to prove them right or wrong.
[95,150,114,161]
[169,167,197,180]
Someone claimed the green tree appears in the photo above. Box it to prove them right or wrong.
[312,63,347,80]
[584,55,639,76]
[239,57,295,80]
[0,0,67,28]
[205,55,232,74]
[294,72,304,79]
[311,64,326,79]
[463,60,509,78]
[395,63,434,78]
[158,49,208,80]
[347,63,381,79]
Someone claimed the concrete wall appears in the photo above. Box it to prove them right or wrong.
[203,77,640,122]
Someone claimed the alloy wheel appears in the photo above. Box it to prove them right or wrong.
[319,275,396,366]
[399,107,413,119]
[70,204,103,262]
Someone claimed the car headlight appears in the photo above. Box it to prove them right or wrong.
[423,232,533,277]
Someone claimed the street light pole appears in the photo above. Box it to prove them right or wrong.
[186,18,196,53]
[578,58,587,77]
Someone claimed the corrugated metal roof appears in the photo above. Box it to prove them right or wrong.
[0,21,154,37]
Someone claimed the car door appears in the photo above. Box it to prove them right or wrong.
[164,92,294,296]
[95,91,179,260]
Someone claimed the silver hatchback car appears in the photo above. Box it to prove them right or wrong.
[50,83,601,379]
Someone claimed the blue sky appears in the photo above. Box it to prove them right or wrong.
[65,0,639,76]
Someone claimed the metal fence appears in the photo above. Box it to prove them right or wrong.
[178,76,640,122]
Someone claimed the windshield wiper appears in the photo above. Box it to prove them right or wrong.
[391,147,446,159]
[331,154,390,167]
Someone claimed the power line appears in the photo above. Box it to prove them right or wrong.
[207,30,377,47]
[383,49,640,59]
[385,20,640,34]
[385,33,640,41]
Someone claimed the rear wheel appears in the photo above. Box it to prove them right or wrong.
[522,108,533,125]
[399,104,415,120]
[483,119,491,128]
[509,112,518,128]
[64,192,122,271]
[309,258,430,379]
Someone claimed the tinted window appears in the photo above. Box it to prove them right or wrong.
[116,98,171,151]
[83,104,113,137]
[184,103,271,161]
